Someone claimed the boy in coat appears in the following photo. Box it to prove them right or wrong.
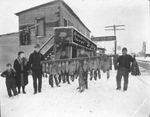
[1,63,18,97]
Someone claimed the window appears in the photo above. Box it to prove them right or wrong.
[36,18,45,36]
[63,17,68,27]
[20,26,31,45]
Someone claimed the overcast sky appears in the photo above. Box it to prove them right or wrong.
[0,0,150,54]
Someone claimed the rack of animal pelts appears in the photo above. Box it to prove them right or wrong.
[41,54,113,82]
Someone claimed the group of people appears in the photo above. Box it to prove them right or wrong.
[1,51,29,97]
[1,44,44,97]
[1,44,140,97]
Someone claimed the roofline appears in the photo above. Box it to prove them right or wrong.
[15,0,91,32]
[0,32,18,37]
[97,47,106,50]
[15,0,57,16]
[61,1,91,32]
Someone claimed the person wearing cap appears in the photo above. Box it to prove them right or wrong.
[116,47,134,91]
[29,44,44,94]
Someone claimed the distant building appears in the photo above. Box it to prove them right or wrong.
[0,0,95,71]
[97,47,106,54]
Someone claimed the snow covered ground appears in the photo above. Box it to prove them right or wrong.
[136,57,150,62]
[0,68,150,117]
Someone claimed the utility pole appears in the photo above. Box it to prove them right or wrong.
[148,0,150,18]
[105,25,125,54]
[148,0,150,57]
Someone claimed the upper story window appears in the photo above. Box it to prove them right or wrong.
[63,17,68,27]
[36,17,45,36]
[19,26,31,45]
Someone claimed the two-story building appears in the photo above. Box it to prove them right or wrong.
[0,0,96,71]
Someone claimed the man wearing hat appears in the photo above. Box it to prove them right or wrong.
[29,44,44,94]
[116,47,134,91]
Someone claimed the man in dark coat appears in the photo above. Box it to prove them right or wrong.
[14,51,29,94]
[78,49,88,90]
[116,47,134,91]
[59,51,70,84]
[29,44,44,94]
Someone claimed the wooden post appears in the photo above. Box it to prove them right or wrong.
[105,25,125,55]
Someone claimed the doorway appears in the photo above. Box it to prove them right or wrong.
[72,46,77,58]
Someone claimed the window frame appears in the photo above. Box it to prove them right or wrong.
[35,17,46,37]
[63,17,68,27]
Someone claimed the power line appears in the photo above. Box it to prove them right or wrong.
[105,24,125,54]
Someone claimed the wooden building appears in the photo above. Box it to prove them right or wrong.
[0,0,96,71]
[15,0,95,58]
[15,0,90,44]
[97,47,106,54]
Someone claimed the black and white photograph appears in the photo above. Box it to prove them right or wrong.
[0,0,150,117]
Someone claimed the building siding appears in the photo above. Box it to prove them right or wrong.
[18,2,60,45]
[0,33,19,71]
[60,2,90,38]
[18,3,59,26]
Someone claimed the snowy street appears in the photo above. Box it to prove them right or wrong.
[0,67,150,117]
[0,0,150,117]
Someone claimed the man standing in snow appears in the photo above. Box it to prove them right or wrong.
[116,47,134,91]
[29,44,44,94]
[78,49,88,91]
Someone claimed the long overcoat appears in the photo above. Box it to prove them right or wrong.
[14,58,29,87]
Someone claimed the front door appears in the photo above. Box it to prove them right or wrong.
[72,46,77,58]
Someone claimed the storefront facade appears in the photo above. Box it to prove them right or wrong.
[54,27,97,59]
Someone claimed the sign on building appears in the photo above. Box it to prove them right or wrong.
[54,27,97,51]
[91,36,116,41]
